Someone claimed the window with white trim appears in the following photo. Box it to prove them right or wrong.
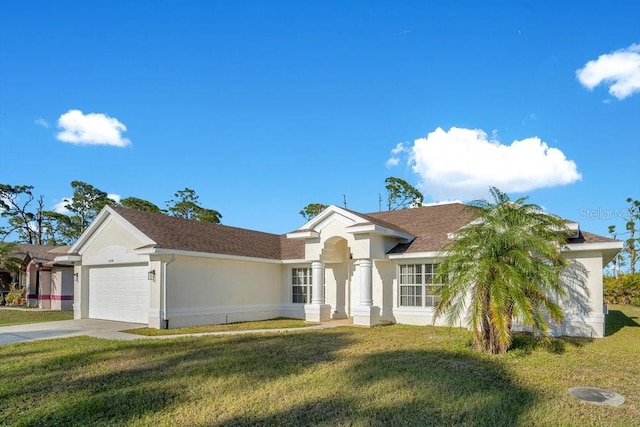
[398,263,442,307]
[292,268,312,303]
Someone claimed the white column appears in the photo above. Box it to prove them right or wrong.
[358,259,373,306]
[352,259,380,327]
[74,264,89,319]
[304,261,330,322]
[311,261,324,304]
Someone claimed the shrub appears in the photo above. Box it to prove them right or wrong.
[604,274,640,306]
[4,284,26,306]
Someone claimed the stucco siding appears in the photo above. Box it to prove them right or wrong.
[324,261,352,319]
[80,216,150,265]
[39,270,52,309]
[304,218,376,261]
[374,260,395,322]
[50,268,73,310]
[368,235,391,260]
[165,256,283,328]
[555,252,605,338]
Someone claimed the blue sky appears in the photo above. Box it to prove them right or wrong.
[1,1,639,236]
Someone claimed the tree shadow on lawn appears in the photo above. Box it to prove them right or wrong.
[0,343,55,362]
[605,309,640,336]
[20,384,181,426]
[218,349,537,427]
[3,330,354,426]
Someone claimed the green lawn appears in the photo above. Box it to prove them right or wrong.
[0,305,638,426]
[0,308,73,326]
[126,317,315,335]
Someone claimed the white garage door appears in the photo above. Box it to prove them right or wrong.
[89,265,150,324]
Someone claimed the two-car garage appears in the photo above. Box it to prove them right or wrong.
[88,265,150,324]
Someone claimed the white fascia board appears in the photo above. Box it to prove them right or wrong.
[298,205,361,229]
[137,247,282,264]
[346,224,414,241]
[563,241,624,252]
[68,206,112,253]
[387,251,444,260]
[54,254,82,262]
[282,259,309,264]
[286,230,320,239]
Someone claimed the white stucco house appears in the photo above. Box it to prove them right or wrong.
[56,203,622,337]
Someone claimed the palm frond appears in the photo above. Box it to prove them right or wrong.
[432,187,574,354]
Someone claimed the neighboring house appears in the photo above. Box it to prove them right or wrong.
[0,265,14,297]
[1,244,74,310]
[56,204,622,337]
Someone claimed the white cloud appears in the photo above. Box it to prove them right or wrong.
[53,193,122,215]
[56,109,131,147]
[53,198,72,215]
[53,194,120,213]
[576,44,640,99]
[390,142,406,155]
[408,127,581,200]
[386,142,410,168]
[386,157,400,167]
[35,118,49,128]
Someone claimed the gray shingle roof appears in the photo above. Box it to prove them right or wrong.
[13,244,72,266]
[343,209,412,235]
[366,203,479,253]
[568,230,619,244]
[112,206,305,260]
[110,203,616,261]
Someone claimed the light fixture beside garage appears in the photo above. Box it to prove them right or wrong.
[73,272,79,282]
[148,270,156,281]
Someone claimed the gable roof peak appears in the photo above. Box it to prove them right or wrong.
[294,205,365,230]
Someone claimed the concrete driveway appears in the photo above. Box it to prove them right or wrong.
[0,319,144,345]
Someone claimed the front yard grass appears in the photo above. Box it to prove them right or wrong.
[126,317,314,336]
[0,305,638,426]
[0,308,73,326]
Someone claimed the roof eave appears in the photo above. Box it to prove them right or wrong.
[563,241,624,252]
[563,241,624,265]
[138,247,282,264]
[387,251,446,259]
[286,230,320,240]
[54,254,82,263]
[346,224,414,241]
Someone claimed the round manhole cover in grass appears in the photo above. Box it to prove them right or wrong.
[568,387,625,406]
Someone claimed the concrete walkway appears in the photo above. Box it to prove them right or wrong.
[0,318,350,345]
[97,322,347,341]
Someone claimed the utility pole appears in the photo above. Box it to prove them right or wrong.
[343,194,347,209]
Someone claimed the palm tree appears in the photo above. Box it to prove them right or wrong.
[434,187,570,354]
